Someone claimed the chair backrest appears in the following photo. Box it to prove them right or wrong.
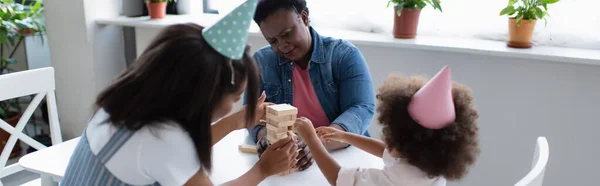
[515,137,549,186]
[0,67,63,180]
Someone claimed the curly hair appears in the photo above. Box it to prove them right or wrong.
[376,73,480,180]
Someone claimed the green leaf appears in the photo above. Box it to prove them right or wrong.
[500,6,515,16]
[431,0,442,12]
[2,57,16,64]
[396,5,404,16]
[0,106,7,119]
[534,7,544,19]
[516,13,524,25]
[545,0,559,4]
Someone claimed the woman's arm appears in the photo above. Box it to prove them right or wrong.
[330,45,375,149]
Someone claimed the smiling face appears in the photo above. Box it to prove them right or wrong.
[258,8,312,61]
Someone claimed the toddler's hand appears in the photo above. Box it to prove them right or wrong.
[316,126,348,143]
[293,117,316,138]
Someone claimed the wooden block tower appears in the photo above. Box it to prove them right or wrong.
[265,104,298,175]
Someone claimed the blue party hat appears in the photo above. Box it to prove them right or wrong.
[202,0,258,60]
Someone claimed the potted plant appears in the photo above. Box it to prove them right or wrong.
[499,0,559,48]
[387,0,442,39]
[146,0,176,19]
[0,0,45,158]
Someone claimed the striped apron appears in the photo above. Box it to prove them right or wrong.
[60,126,160,186]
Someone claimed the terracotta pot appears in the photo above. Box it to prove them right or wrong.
[507,18,537,48]
[393,7,422,39]
[146,1,167,19]
[1,114,22,159]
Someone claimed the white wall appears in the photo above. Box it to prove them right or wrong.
[127,27,600,186]
[44,0,125,139]
[351,45,600,186]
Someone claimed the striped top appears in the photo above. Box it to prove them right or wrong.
[61,126,160,186]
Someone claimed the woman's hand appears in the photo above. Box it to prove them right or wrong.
[256,136,298,177]
[294,134,314,171]
[257,133,314,171]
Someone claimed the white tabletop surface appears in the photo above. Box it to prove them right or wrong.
[19,129,384,185]
[210,130,385,185]
[19,137,81,182]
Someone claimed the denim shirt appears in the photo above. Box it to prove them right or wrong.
[245,27,375,142]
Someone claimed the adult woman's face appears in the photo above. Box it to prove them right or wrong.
[259,9,311,61]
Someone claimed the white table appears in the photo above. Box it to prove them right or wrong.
[19,137,81,186]
[19,130,384,186]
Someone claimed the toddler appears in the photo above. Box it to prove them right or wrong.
[293,65,480,186]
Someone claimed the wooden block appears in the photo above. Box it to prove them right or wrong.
[267,124,288,133]
[238,144,258,154]
[267,120,295,128]
[267,131,288,139]
[267,104,298,116]
[267,132,288,143]
[267,113,296,123]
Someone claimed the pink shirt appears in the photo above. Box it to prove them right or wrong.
[292,65,330,128]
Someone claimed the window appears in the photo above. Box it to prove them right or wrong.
[207,0,600,50]
[306,0,600,51]
[204,0,220,14]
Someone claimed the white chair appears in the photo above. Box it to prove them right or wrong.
[515,136,549,186]
[0,67,63,186]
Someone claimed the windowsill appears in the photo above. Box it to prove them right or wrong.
[96,14,600,66]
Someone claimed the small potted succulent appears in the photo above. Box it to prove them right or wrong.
[499,0,559,48]
[387,0,442,39]
[146,0,176,19]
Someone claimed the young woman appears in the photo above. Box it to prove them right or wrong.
[60,22,298,185]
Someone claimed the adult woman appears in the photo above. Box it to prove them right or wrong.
[61,1,298,184]
[245,0,376,171]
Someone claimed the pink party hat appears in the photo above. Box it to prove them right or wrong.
[408,65,456,129]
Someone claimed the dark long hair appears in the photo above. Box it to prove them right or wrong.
[94,23,260,172]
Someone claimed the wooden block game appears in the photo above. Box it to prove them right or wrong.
[267,104,298,116]
[265,104,299,175]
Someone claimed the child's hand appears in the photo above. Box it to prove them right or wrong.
[316,126,348,143]
[237,91,274,130]
[293,117,316,138]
